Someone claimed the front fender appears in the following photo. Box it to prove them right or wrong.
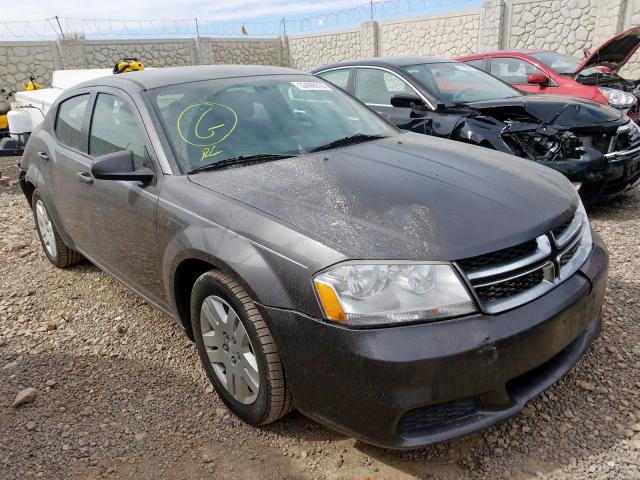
[162,224,299,312]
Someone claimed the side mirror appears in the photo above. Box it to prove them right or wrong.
[390,94,425,109]
[527,73,549,85]
[91,150,155,183]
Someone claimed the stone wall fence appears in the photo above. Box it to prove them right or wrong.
[2,0,640,97]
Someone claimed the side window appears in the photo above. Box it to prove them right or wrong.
[354,69,413,106]
[463,59,485,70]
[317,69,350,90]
[89,93,147,169]
[55,94,89,151]
[489,57,543,84]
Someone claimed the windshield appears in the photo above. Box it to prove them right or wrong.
[529,52,581,74]
[147,75,396,172]
[402,62,521,104]
[529,51,615,79]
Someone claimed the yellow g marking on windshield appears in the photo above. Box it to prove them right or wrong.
[176,102,238,147]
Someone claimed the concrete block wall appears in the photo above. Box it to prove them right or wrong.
[288,29,362,71]
[205,38,281,65]
[82,39,196,68]
[506,0,600,55]
[0,42,57,95]
[378,10,481,57]
[2,0,640,97]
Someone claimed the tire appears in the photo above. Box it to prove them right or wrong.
[191,270,293,425]
[31,191,83,268]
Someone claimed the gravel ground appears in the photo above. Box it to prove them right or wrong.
[1,155,639,480]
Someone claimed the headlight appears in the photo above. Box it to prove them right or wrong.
[313,262,477,326]
[575,197,593,251]
[598,87,637,109]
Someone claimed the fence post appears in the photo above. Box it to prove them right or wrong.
[279,34,290,67]
[195,38,213,65]
[478,0,505,52]
[360,21,379,58]
[55,39,88,69]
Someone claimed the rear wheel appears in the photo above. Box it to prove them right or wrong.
[32,191,83,268]
[191,270,293,425]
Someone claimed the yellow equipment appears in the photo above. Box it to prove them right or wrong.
[24,74,43,91]
[0,109,8,130]
[113,58,145,74]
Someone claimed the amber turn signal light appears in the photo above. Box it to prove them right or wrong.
[314,281,347,322]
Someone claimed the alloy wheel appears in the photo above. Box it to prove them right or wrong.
[35,199,56,258]
[200,295,260,404]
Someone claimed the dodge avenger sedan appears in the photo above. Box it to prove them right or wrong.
[314,57,640,204]
[18,65,608,448]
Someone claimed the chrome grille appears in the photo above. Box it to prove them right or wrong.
[455,211,590,314]
[613,122,640,152]
[605,122,640,160]
[457,240,537,272]
[476,268,544,303]
[559,241,579,268]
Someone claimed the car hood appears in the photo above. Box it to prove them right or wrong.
[575,26,640,74]
[465,94,623,127]
[188,133,576,262]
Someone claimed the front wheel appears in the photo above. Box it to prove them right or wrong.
[191,270,293,425]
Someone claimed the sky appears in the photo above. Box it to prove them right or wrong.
[0,0,480,39]
[5,0,406,21]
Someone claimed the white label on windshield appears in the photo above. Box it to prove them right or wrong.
[456,64,477,71]
[291,81,332,91]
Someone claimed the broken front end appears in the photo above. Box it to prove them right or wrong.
[439,106,640,205]
[501,120,640,204]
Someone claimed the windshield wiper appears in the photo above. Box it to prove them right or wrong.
[308,134,388,153]
[187,154,293,174]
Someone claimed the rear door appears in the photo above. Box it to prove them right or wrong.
[47,91,95,248]
[352,67,422,129]
[315,68,353,92]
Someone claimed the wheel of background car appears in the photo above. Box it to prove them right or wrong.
[31,191,83,268]
[452,88,476,102]
[190,270,293,425]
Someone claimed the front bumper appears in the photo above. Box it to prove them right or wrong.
[599,147,640,201]
[262,232,608,449]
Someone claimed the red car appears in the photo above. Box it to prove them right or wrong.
[458,26,640,120]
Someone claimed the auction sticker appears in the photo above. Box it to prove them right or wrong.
[291,81,332,91]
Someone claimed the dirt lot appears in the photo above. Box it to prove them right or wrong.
[1,155,639,480]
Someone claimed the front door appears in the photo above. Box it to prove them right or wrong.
[80,89,165,303]
[488,57,554,95]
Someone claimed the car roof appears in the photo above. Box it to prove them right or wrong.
[460,50,548,58]
[313,56,454,72]
[74,65,308,91]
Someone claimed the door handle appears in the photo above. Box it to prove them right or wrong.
[38,152,49,161]
[77,172,94,184]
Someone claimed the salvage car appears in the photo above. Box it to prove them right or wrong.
[458,26,640,119]
[19,65,608,449]
[313,57,640,204]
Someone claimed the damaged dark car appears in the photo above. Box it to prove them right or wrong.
[19,65,608,449]
[314,57,640,204]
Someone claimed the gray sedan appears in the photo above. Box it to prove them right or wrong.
[18,65,607,448]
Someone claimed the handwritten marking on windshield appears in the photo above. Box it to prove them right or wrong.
[201,147,223,162]
[176,102,238,147]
